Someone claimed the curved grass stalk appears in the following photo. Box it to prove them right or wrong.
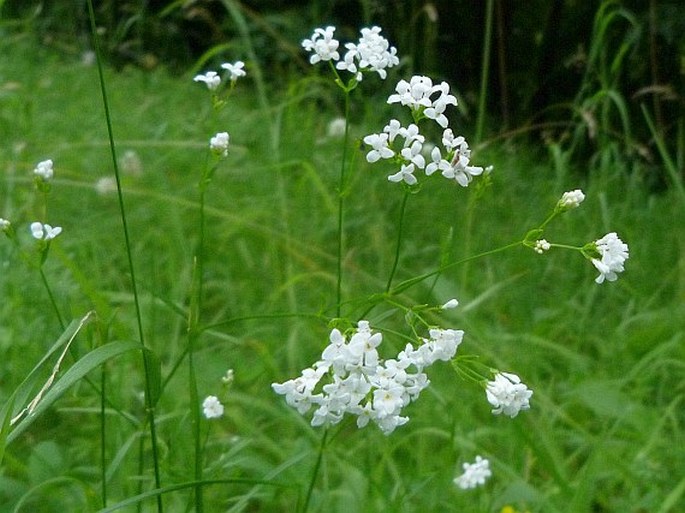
[86,2,163,511]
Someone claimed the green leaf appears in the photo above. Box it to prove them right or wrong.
[0,312,95,430]
[6,340,140,445]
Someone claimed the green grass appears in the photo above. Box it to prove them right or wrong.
[1,31,684,513]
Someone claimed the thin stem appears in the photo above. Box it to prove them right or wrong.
[385,190,410,293]
[336,91,352,317]
[39,267,65,330]
[86,2,163,511]
[301,428,329,513]
[391,241,524,296]
[188,161,210,512]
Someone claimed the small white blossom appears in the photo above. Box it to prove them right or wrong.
[0,218,10,231]
[453,456,492,489]
[210,132,230,157]
[559,189,585,210]
[221,61,246,81]
[486,372,532,418]
[202,395,224,419]
[30,222,62,241]
[194,71,221,90]
[388,163,418,185]
[534,239,551,254]
[591,232,629,284]
[302,26,340,65]
[363,133,394,163]
[34,159,54,181]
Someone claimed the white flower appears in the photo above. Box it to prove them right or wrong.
[0,218,10,231]
[202,395,224,419]
[194,71,221,90]
[442,298,459,309]
[423,81,457,128]
[210,132,230,157]
[558,189,585,210]
[453,456,491,489]
[534,239,551,254]
[30,222,62,241]
[388,163,418,185]
[363,133,394,163]
[34,159,54,181]
[221,61,246,81]
[486,372,533,417]
[302,26,340,65]
[591,232,629,284]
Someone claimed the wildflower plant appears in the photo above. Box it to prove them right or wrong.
[0,14,640,513]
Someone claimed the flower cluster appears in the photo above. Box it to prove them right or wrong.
[210,132,230,157]
[364,76,487,187]
[272,321,464,434]
[302,26,398,83]
[485,372,533,418]
[525,189,629,284]
[34,159,54,181]
[387,75,457,128]
[453,455,492,489]
[557,188,585,211]
[590,232,629,284]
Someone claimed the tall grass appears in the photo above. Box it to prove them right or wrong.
[0,20,683,513]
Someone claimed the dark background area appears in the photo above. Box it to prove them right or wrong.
[2,0,683,189]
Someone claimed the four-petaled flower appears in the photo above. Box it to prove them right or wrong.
[30,222,62,241]
[453,456,492,490]
[221,61,246,81]
[194,71,221,90]
[302,26,340,64]
[591,232,629,284]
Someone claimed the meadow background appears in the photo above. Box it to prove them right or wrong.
[0,1,684,512]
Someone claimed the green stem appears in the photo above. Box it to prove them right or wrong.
[391,241,523,296]
[86,2,163,511]
[39,267,65,330]
[302,428,329,513]
[385,190,410,293]
[188,163,210,512]
[336,91,352,317]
